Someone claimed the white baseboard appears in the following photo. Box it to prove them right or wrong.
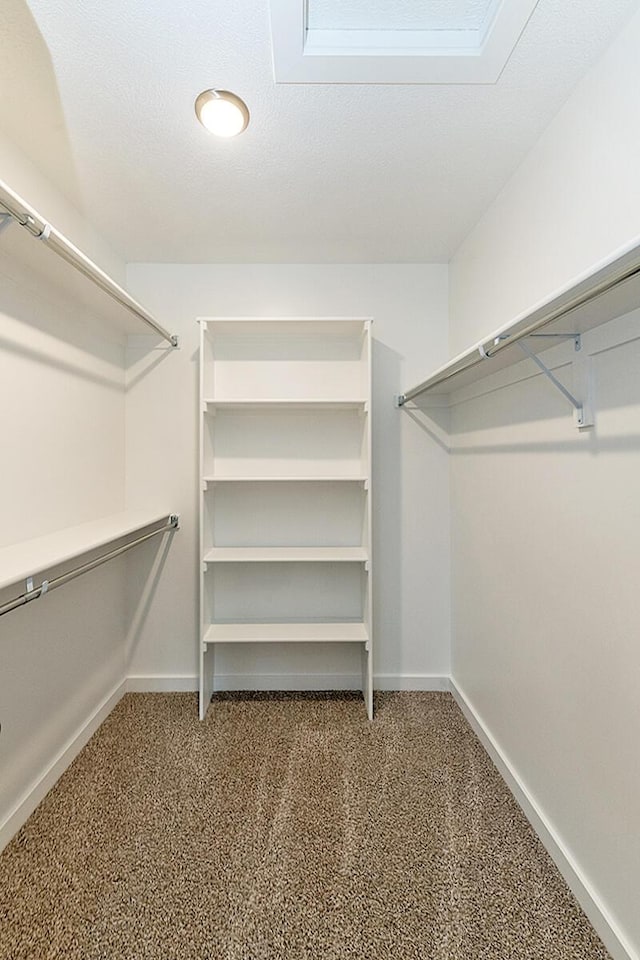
[127,675,199,692]
[375,673,450,691]
[0,679,127,854]
[125,673,450,693]
[450,678,637,960]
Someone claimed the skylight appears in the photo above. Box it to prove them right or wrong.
[270,0,539,83]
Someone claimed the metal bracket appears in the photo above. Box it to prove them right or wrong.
[169,514,180,529]
[24,576,38,603]
[0,212,13,236]
[529,332,581,352]
[394,394,406,408]
[170,335,179,348]
[518,338,592,428]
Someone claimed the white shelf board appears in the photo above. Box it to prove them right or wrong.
[0,510,174,593]
[401,237,640,400]
[199,317,371,335]
[203,546,368,563]
[203,476,368,484]
[204,621,369,644]
[204,399,367,410]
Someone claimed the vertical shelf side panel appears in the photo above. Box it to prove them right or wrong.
[363,321,374,719]
[200,646,215,720]
[199,321,214,719]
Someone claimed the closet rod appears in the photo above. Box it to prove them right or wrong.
[0,516,179,619]
[0,179,178,347]
[401,258,640,404]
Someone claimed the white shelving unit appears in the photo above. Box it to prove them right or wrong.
[198,317,373,720]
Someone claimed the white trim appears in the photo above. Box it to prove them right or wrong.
[126,673,450,693]
[374,673,450,691]
[127,674,199,692]
[214,672,361,691]
[0,679,126,854]
[450,678,637,960]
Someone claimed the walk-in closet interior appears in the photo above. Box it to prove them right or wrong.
[1,2,639,958]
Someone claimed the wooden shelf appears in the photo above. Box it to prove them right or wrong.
[203,546,368,563]
[399,238,640,401]
[204,621,369,644]
[0,510,174,593]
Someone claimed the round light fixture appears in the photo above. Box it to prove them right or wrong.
[195,89,250,138]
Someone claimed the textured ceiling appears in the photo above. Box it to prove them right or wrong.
[1,0,638,263]
[308,0,495,32]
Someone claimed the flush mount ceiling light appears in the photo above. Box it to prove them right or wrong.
[195,89,250,138]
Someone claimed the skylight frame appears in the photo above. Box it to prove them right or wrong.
[270,0,540,83]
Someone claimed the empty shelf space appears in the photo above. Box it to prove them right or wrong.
[199,318,370,401]
[204,621,369,644]
[203,546,369,563]
[203,405,369,481]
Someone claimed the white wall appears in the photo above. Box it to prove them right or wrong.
[448,9,640,959]
[449,6,640,356]
[124,264,450,689]
[0,134,129,847]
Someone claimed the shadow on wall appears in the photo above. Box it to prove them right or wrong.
[449,335,640,454]
[403,402,451,454]
[0,0,83,209]
[372,339,402,674]
[124,533,175,671]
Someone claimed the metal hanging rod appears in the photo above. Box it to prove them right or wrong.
[0,179,178,348]
[397,255,640,405]
[0,515,179,619]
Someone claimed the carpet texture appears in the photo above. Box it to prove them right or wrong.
[0,692,611,960]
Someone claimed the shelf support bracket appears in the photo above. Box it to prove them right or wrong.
[0,212,13,236]
[518,339,592,428]
[394,394,406,408]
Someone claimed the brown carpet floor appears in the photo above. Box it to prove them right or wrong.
[0,692,610,960]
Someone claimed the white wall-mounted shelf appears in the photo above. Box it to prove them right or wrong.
[198,316,373,720]
[0,178,177,346]
[203,476,369,484]
[203,546,369,563]
[204,399,367,410]
[0,510,176,594]
[204,622,370,644]
[397,238,640,412]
